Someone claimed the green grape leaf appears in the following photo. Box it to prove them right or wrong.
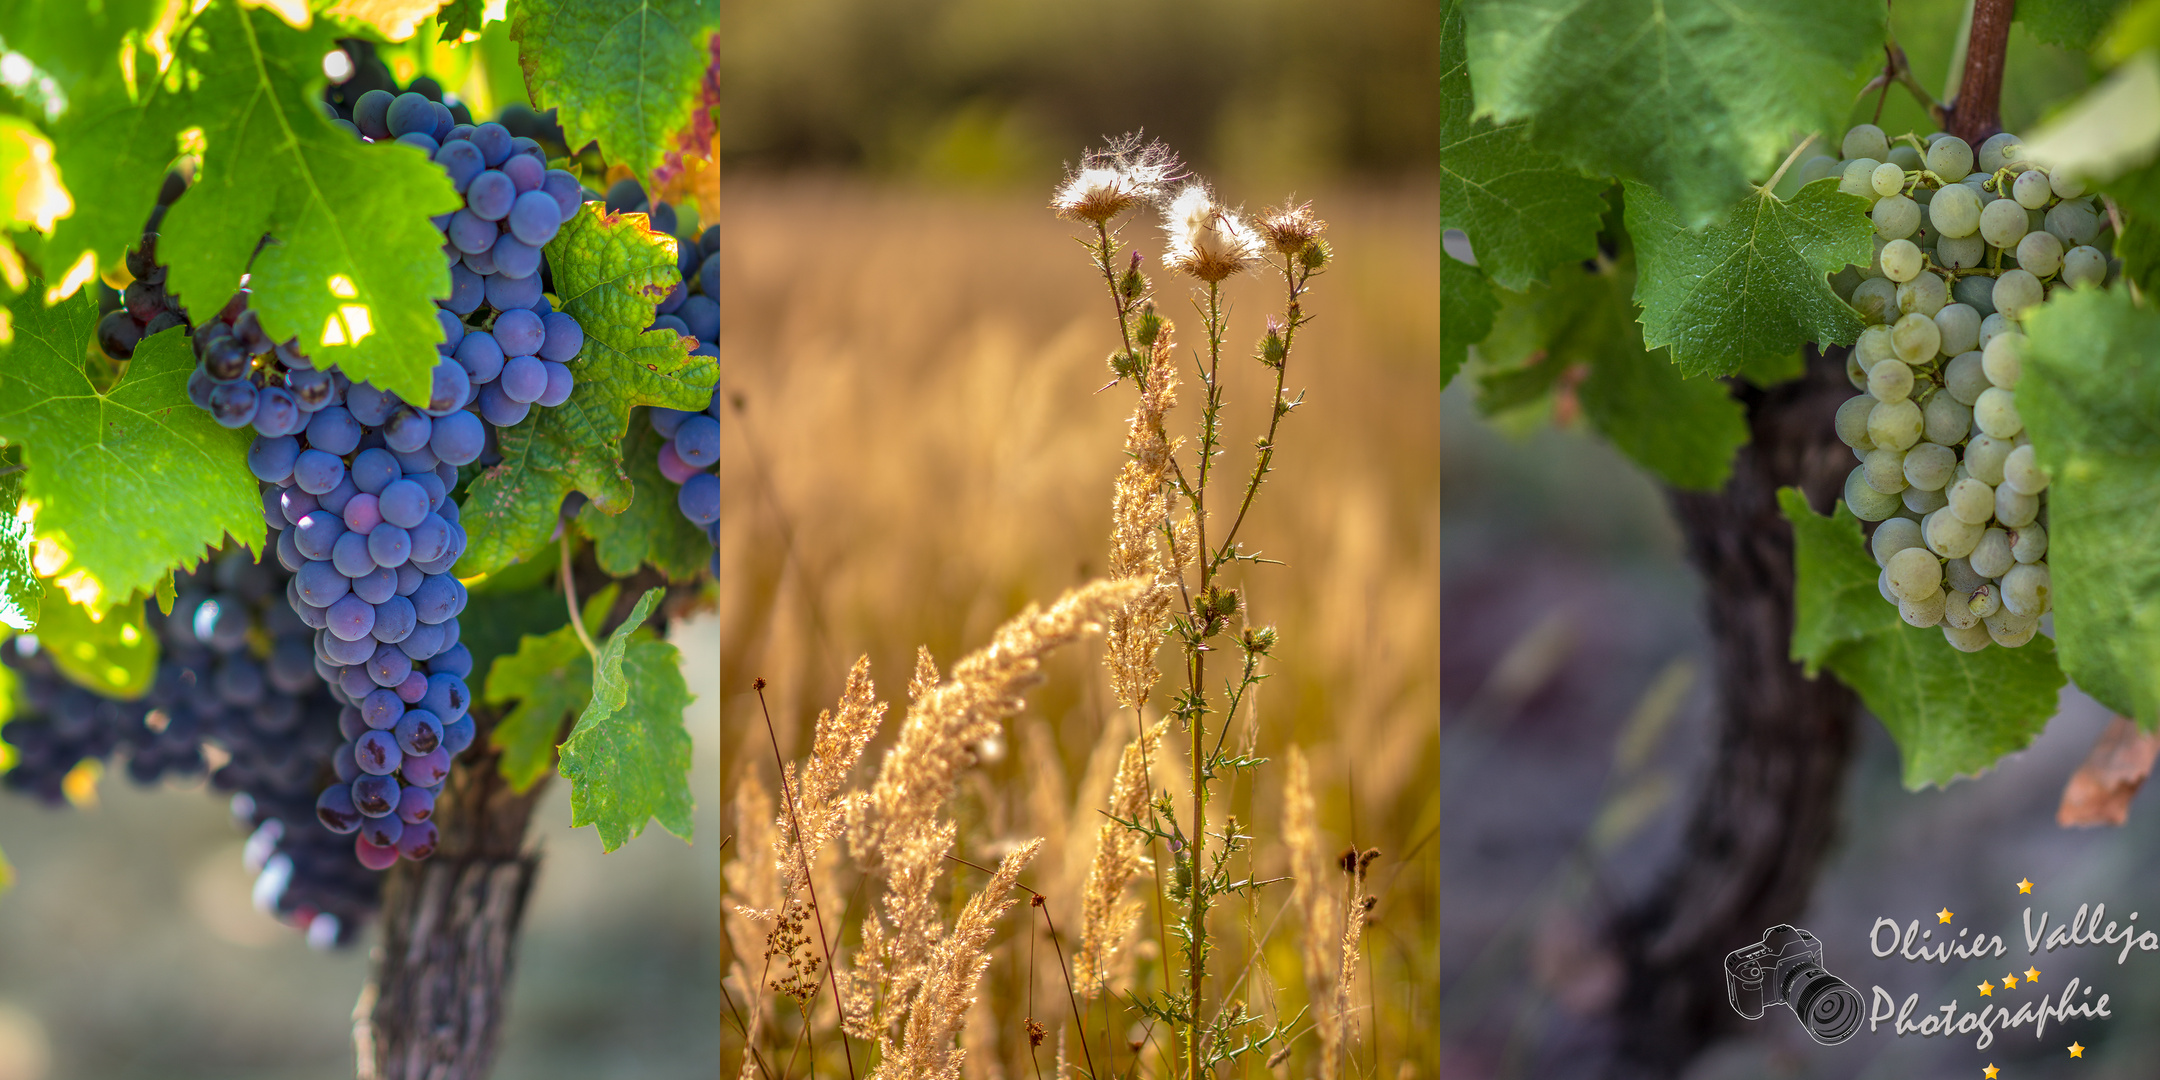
[160,3,462,404]
[0,289,260,615]
[1479,259,1747,490]
[485,584,617,792]
[0,472,43,631]
[1462,0,1884,225]
[557,588,694,851]
[459,581,570,682]
[32,590,156,699]
[1441,0,1608,290]
[509,0,718,177]
[1780,487,1900,674]
[1441,253,1493,389]
[436,0,489,41]
[1736,350,1808,389]
[458,204,715,576]
[1825,624,2064,789]
[1626,179,1873,377]
[578,418,712,580]
[2021,288,2160,727]
[2020,0,2128,49]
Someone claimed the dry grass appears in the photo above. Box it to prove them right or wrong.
[719,177,1437,1078]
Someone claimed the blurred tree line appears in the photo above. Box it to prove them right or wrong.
[722,0,1436,187]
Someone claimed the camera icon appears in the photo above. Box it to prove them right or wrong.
[1724,924,1863,1045]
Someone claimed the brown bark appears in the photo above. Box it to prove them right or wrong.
[1598,345,1861,1077]
[355,712,552,1080]
[1945,0,2014,144]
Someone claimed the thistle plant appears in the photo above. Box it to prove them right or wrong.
[1057,133,1332,1078]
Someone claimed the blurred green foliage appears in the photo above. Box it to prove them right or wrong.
[722,0,1437,186]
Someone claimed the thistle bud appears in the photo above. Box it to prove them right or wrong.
[1136,303,1165,347]
[1299,238,1331,271]
[1259,316,1286,367]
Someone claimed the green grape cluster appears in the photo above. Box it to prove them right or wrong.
[1800,124,2113,652]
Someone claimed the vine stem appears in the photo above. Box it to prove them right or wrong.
[560,533,599,660]
[1760,134,1820,198]
[1945,0,2013,143]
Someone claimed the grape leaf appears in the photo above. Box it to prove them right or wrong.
[32,590,156,699]
[2020,0,2128,49]
[577,418,712,580]
[2021,288,2160,728]
[484,584,616,792]
[0,472,43,631]
[160,3,462,404]
[508,0,719,176]
[1441,0,1607,290]
[1779,487,1900,674]
[1781,487,2065,786]
[556,588,694,851]
[1462,0,1884,226]
[0,288,261,615]
[436,0,489,41]
[458,204,715,576]
[1441,253,1493,389]
[1626,179,1873,377]
[1478,259,1747,490]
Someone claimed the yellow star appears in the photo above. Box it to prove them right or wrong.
[2069,1042,2085,1058]
[2003,973,2019,989]
[1984,1066,2000,1079]
[1978,980,1994,996]
[2026,966,2041,983]
[2018,878,2035,894]
[1939,907,1956,924]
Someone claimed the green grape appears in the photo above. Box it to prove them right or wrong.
[1994,483,2039,527]
[2062,245,2108,288]
[1835,394,1878,449]
[1947,476,1994,525]
[1868,398,1925,450]
[1891,311,1939,361]
[1796,155,1842,187]
[1841,158,1885,205]
[2010,522,2047,563]
[1977,132,2026,173]
[1980,197,2030,248]
[1871,161,1907,198]
[1852,279,1898,325]
[1965,433,2012,485]
[2012,168,2054,209]
[1936,232,1986,270]
[1923,392,1973,445]
[2050,170,2087,200]
[1847,465,1903,521]
[1944,351,1990,405]
[2002,562,2050,617]
[1871,516,1925,566]
[1886,546,1942,601]
[1981,332,2023,388]
[1899,588,1946,628]
[1951,269,1996,311]
[1901,441,1957,491]
[1898,272,1948,318]
[2015,231,2063,278]
[1985,607,2039,648]
[1924,507,1982,558]
[1874,193,1921,239]
[1831,264,1867,301]
[2002,444,2047,495]
[1903,483,1949,514]
[1843,124,1891,161]
[1969,584,2003,619]
[1926,135,1974,180]
[1928,182,1983,238]
[1882,238,1924,283]
[1846,350,1870,391]
[1933,303,1980,356]
[1976,312,2015,351]
[2045,199,2101,246]
[1946,556,1988,594]
[1888,143,1924,171]
[1942,589,1983,630]
[1974,386,2022,438]
[1943,620,1993,652]
[1864,446,1909,493]
[1991,269,2043,320]
[1867,358,1914,403]
[1969,527,2014,578]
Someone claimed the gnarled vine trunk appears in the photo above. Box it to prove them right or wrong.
[355,708,551,1080]
[1599,345,1860,1077]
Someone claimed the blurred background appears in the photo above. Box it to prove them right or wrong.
[718,1,1437,1076]
[1440,3,2160,1077]
[0,613,718,1079]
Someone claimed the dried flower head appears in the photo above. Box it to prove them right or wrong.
[1052,134,1182,223]
[1162,184,1264,283]
[1258,200,1327,254]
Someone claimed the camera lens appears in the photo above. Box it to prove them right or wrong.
[1787,965,1863,1044]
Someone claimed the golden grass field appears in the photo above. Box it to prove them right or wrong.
[719,177,1437,1078]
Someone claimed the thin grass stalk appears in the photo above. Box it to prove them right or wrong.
[757,679,858,1079]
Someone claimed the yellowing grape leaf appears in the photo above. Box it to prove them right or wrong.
[0,287,261,615]
[509,0,719,177]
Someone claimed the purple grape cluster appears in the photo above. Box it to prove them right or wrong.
[95,168,195,360]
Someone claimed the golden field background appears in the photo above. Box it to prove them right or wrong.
[718,178,1437,1077]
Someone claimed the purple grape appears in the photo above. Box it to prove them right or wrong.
[507,190,561,246]
[354,727,404,775]
[494,308,544,356]
[490,234,541,279]
[437,716,475,757]
[467,170,515,220]
[541,169,584,223]
[396,446,441,476]
[359,814,404,849]
[249,436,300,484]
[470,122,513,166]
[395,669,429,704]
[354,89,394,139]
[400,746,450,787]
[396,563,425,595]
[396,786,436,824]
[428,100,455,141]
[500,153,543,193]
[434,139,485,191]
[440,261,483,316]
[484,272,541,311]
[477,381,532,426]
[500,356,547,404]
[342,705,373,739]
[386,92,434,138]
[676,415,718,468]
[680,472,718,525]
[356,836,400,870]
[297,559,350,607]
[651,408,689,438]
[209,381,260,428]
[275,528,304,571]
[288,367,335,409]
[462,243,498,276]
[293,449,346,495]
[447,209,496,254]
[655,278,686,315]
[428,410,485,465]
[372,594,416,644]
[350,448,400,494]
[407,514,452,564]
[336,658,376,694]
[395,709,442,755]
[343,492,383,534]
[305,406,363,456]
[396,132,439,157]
[454,331,504,383]
[427,361,471,415]
[538,362,574,407]
[352,773,400,816]
[342,384,394,426]
[294,511,347,561]
[398,621,446,661]
[436,308,465,353]
[317,785,363,833]
[421,673,469,721]
[263,486,290,528]
[538,311,583,361]
[254,387,301,437]
[327,594,377,642]
[363,688,403,728]
[334,742,361,783]
[378,480,430,529]
[396,819,439,860]
[369,644,412,688]
[331,532,376,578]
[319,475,359,515]
[368,525,412,568]
[351,565,398,605]
[188,366,219,410]
[411,576,460,625]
